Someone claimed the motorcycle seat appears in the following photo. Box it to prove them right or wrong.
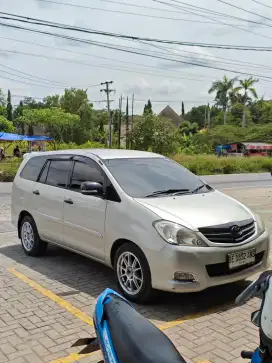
[104,295,186,363]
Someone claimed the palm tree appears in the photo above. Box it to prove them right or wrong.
[208,75,237,125]
[232,77,258,127]
[179,120,199,136]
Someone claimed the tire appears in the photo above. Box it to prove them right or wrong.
[20,216,47,257]
[114,243,153,303]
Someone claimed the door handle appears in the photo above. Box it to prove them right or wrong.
[64,198,73,205]
[33,190,40,195]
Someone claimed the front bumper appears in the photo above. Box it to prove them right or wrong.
[149,229,270,293]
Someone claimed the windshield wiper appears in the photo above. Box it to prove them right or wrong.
[144,189,190,198]
[192,184,209,194]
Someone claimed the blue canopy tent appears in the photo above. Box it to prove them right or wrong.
[0,133,52,141]
[0,133,54,156]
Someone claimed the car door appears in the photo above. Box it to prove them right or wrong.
[61,156,107,261]
[32,157,72,244]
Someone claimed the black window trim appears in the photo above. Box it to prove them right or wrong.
[36,155,74,189]
[68,155,121,202]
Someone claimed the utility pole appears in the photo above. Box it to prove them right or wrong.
[131,94,134,149]
[100,81,114,148]
[126,96,129,149]
[118,95,122,149]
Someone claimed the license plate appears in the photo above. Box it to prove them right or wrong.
[228,249,256,270]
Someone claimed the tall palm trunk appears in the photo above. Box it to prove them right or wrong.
[223,108,227,125]
[242,106,246,128]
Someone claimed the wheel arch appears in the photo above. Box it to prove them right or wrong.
[110,238,146,267]
[17,211,33,239]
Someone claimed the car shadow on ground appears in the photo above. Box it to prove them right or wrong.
[0,241,253,324]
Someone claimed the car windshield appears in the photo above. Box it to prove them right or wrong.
[104,157,212,198]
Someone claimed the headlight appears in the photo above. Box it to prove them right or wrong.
[153,220,208,247]
[255,214,265,236]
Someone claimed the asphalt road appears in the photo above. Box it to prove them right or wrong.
[201,172,272,190]
[0,173,272,205]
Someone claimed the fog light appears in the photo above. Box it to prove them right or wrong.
[174,272,198,282]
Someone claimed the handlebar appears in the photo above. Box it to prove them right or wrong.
[235,270,272,305]
[241,351,254,359]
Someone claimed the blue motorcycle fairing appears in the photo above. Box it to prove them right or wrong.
[93,288,133,363]
[94,288,133,324]
[252,349,262,363]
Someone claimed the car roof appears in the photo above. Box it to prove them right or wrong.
[25,149,163,160]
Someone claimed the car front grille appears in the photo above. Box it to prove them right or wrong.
[198,218,255,244]
[206,251,264,277]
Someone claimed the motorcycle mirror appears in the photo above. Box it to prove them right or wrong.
[251,310,260,327]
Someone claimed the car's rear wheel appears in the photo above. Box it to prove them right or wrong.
[20,216,47,257]
[114,243,153,303]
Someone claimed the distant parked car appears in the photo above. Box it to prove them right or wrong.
[12,149,269,302]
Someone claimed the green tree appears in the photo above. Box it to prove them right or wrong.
[233,77,258,127]
[181,101,185,116]
[6,90,12,122]
[60,88,88,114]
[179,120,199,136]
[208,75,237,125]
[143,99,153,115]
[131,114,178,155]
[0,105,7,118]
[16,108,80,142]
[250,100,272,124]
[0,89,5,106]
[0,116,16,133]
[44,94,60,108]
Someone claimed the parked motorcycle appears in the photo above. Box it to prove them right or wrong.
[72,270,272,363]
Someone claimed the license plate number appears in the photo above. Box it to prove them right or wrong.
[228,249,256,270]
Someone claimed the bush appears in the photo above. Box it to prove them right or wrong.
[172,154,272,175]
[0,159,22,182]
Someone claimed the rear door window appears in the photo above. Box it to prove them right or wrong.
[45,160,71,188]
[20,156,47,182]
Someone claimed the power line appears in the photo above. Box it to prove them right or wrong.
[215,0,272,22]
[36,0,264,27]
[33,0,243,26]
[0,36,218,82]
[2,24,272,83]
[0,48,217,85]
[3,35,272,80]
[0,73,67,88]
[96,0,245,20]
[2,13,272,50]
[251,0,272,10]
[0,63,71,87]
[151,0,272,27]
[151,0,272,42]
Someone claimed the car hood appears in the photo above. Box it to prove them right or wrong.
[136,190,254,230]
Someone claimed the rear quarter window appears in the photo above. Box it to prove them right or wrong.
[20,156,47,182]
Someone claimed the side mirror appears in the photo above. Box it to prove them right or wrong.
[81,181,103,196]
[251,310,260,327]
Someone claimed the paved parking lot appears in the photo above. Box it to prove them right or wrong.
[0,185,271,363]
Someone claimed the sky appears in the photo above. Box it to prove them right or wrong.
[1,0,272,115]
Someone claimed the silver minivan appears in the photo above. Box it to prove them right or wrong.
[12,149,270,302]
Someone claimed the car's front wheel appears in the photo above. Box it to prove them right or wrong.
[20,215,47,257]
[114,243,153,303]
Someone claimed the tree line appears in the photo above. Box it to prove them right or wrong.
[0,74,271,156]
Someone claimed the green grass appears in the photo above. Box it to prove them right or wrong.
[0,159,22,182]
[1,149,272,182]
[172,154,272,175]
